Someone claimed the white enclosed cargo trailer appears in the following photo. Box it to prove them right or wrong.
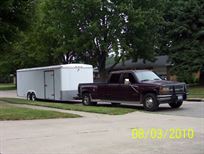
[17,64,93,101]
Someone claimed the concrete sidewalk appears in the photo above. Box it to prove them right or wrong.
[187,98,204,102]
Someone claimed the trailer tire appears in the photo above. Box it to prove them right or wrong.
[31,93,36,101]
[27,92,31,100]
[82,93,96,106]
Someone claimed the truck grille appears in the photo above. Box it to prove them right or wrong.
[174,85,185,93]
[169,85,185,94]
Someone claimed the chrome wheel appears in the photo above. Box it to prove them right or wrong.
[145,97,154,108]
[143,93,159,111]
[82,93,97,106]
[82,93,91,106]
[83,95,89,105]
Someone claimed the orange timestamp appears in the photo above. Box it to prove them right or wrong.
[131,128,195,139]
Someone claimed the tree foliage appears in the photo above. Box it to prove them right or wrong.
[0,0,36,74]
[0,0,35,53]
[159,0,204,83]
[36,0,163,79]
[1,0,203,83]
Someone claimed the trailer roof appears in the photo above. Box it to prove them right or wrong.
[17,64,93,72]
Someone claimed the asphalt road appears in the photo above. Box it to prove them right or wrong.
[0,90,204,154]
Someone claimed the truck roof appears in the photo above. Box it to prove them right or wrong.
[17,64,92,72]
[110,70,152,74]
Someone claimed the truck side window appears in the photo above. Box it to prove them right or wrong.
[123,73,136,84]
[109,74,121,84]
[129,73,136,84]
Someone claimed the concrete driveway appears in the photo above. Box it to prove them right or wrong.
[0,100,204,154]
[0,90,18,98]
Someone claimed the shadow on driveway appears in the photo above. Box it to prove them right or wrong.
[96,102,204,118]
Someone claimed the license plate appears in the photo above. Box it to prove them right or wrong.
[178,95,183,100]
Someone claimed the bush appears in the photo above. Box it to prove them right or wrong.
[176,71,198,84]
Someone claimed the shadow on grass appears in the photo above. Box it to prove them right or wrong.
[54,99,185,112]
[96,103,185,113]
[2,97,184,114]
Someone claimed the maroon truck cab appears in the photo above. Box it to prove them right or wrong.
[78,70,187,111]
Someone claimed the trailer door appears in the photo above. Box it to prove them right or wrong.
[44,71,55,99]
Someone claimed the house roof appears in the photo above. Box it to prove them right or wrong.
[106,55,172,70]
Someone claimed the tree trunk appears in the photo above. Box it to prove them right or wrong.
[98,51,108,82]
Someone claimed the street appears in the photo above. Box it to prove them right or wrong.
[0,98,204,154]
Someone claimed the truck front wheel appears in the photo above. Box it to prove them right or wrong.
[82,93,97,106]
[142,93,159,111]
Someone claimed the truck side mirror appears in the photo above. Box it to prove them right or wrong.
[124,78,130,85]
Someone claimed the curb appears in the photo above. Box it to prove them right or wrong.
[186,98,204,102]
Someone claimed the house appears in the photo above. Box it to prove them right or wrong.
[106,55,172,80]
[93,55,203,83]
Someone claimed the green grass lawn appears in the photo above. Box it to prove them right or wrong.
[0,98,136,115]
[0,83,16,90]
[188,86,204,98]
[0,101,81,120]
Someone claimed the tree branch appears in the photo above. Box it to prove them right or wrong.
[107,56,122,72]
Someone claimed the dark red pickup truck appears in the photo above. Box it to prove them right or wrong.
[78,70,187,111]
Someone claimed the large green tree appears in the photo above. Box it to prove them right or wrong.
[0,0,163,80]
[41,0,163,79]
[159,0,204,83]
[0,0,36,74]
[0,0,35,53]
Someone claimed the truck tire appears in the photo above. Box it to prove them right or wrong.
[143,93,159,111]
[31,93,36,101]
[82,93,96,106]
[27,92,31,100]
[169,100,183,108]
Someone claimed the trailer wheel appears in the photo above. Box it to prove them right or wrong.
[27,92,31,100]
[31,93,36,101]
[82,93,96,106]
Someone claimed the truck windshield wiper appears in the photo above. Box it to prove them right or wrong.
[154,78,160,80]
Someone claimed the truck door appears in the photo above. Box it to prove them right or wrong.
[107,73,122,100]
[120,73,140,102]
[44,71,55,100]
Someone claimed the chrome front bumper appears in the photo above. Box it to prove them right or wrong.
[157,93,187,103]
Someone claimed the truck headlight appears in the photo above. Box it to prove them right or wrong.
[159,86,170,95]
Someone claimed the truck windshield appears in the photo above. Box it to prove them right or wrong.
[134,71,161,82]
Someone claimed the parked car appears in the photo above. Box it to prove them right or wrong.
[78,70,187,111]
